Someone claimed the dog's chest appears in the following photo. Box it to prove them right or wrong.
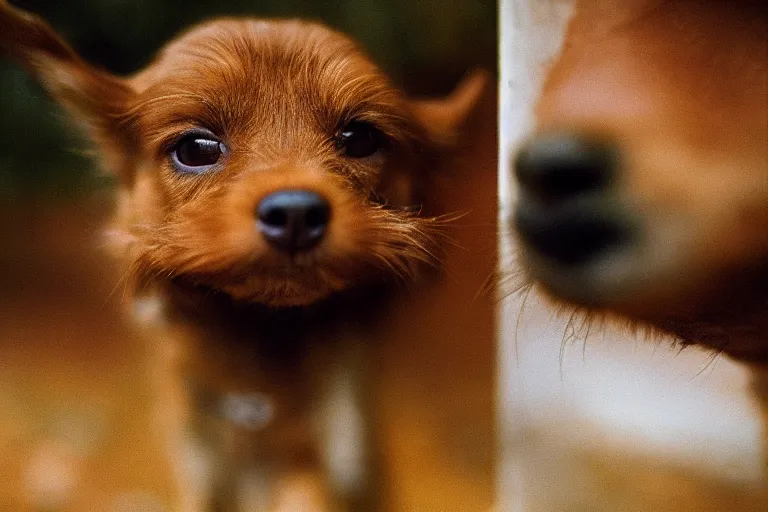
[133,288,372,462]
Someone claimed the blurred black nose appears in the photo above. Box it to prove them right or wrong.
[257,190,330,253]
[514,132,635,266]
[515,132,618,202]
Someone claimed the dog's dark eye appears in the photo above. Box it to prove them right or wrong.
[172,134,227,173]
[335,121,383,158]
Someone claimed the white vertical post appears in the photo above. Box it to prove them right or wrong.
[497,2,575,509]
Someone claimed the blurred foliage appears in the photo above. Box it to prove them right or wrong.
[0,0,495,198]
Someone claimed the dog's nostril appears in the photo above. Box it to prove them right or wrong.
[305,206,329,230]
[515,132,619,201]
[262,209,288,228]
[257,190,331,253]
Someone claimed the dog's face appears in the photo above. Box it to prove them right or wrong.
[118,19,445,307]
[512,1,767,357]
[1,5,485,306]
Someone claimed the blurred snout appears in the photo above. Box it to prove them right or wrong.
[514,132,637,268]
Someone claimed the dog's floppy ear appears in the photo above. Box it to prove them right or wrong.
[410,69,489,148]
[0,1,137,180]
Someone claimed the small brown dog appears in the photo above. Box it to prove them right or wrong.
[0,2,485,510]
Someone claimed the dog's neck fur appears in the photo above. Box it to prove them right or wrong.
[137,275,395,386]
[163,275,393,342]
[651,265,768,362]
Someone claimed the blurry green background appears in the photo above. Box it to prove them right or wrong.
[0,0,495,199]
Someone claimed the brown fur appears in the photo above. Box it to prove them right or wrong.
[0,2,485,510]
[515,0,767,362]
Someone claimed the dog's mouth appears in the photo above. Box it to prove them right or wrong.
[264,250,335,271]
[171,251,363,307]
[515,199,700,314]
[514,198,641,305]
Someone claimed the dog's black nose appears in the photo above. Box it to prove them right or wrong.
[257,190,330,253]
[515,132,618,201]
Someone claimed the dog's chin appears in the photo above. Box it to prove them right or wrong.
[516,217,706,317]
[227,282,337,307]
[523,248,768,361]
[521,247,682,315]
[206,270,347,308]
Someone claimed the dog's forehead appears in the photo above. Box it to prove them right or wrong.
[133,19,389,96]
[129,18,408,145]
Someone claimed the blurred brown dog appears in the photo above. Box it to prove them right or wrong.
[512,0,767,450]
[0,2,485,510]
[513,0,767,362]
